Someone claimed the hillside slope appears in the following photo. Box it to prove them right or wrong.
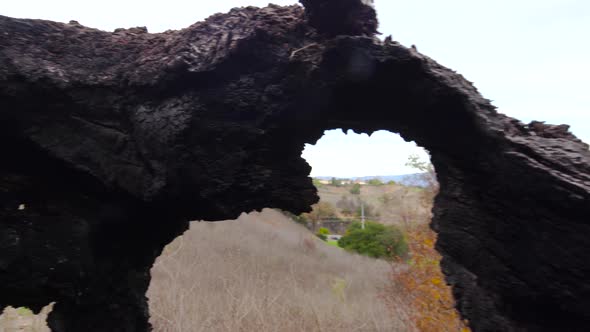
[148,209,414,332]
[316,183,431,226]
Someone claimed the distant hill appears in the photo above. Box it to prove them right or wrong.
[314,173,428,187]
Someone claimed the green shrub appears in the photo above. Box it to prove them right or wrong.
[367,178,384,186]
[15,307,33,315]
[281,210,308,225]
[316,227,330,240]
[349,183,361,195]
[312,178,323,188]
[338,221,408,259]
[330,177,343,186]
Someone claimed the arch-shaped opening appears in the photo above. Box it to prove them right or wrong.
[300,129,436,236]
[146,129,470,331]
[301,129,470,331]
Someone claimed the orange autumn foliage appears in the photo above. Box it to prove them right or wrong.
[386,224,470,332]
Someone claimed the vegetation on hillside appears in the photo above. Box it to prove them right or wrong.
[349,183,361,194]
[312,180,431,227]
[384,154,470,332]
[338,221,408,259]
[310,154,470,331]
[316,227,330,240]
[387,224,469,332]
[367,178,384,186]
[330,177,343,186]
[295,201,338,228]
[336,196,379,219]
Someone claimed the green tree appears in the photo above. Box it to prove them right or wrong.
[349,183,361,195]
[299,201,338,231]
[405,154,439,212]
[367,178,383,186]
[330,177,343,186]
[316,227,330,241]
[338,221,408,259]
[312,178,323,188]
[405,154,438,191]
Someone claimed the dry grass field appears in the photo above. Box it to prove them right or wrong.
[316,183,431,226]
[0,305,52,332]
[147,209,415,332]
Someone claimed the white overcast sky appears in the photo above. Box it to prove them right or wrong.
[2,0,588,177]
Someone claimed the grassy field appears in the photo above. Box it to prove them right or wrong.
[148,209,415,332]
[326,239,339,247]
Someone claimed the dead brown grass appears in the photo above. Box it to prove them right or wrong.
[147,209,414,332]
[0,304,52,332]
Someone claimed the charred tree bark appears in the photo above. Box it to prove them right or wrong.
[1,1,589,331]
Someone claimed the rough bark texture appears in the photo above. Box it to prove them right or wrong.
[1,1,589,331]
